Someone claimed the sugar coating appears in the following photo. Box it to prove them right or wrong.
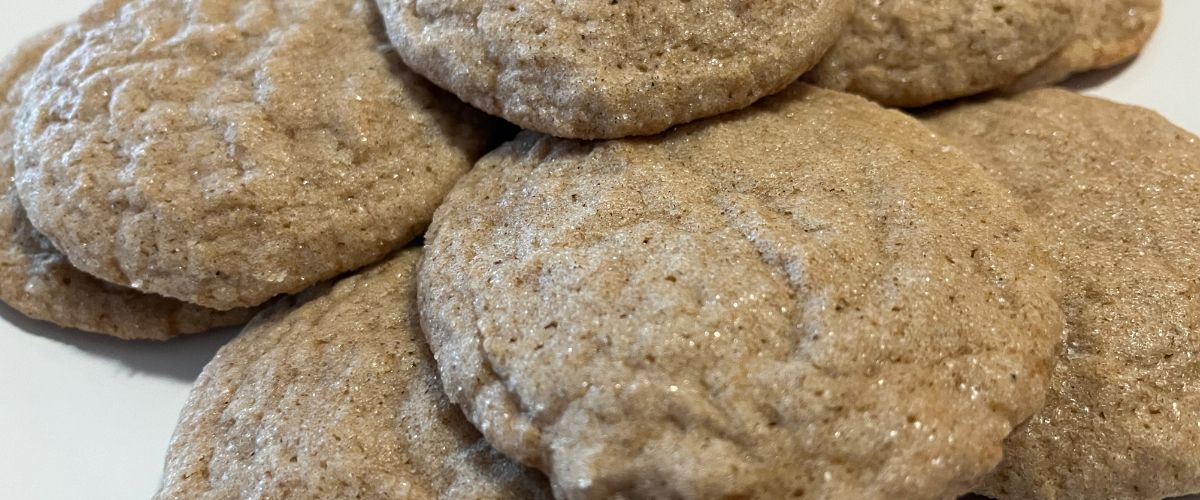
[156,249,551,499]
[0,27,254,340]
[1005,0,1162,91]
[923,89,1200,500]
[377,0,853,139]
[420,84,1063,499]
[807,0,1079,107]
[13,0,494,310]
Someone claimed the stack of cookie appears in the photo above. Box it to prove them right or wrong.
[1,0,1193,498]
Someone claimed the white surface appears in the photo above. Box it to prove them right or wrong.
[0,1,1198,499]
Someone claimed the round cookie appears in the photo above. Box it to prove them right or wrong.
[156,248,551,499]
[0,28,255,340]
[420,84,1064,499]
[806,0,1080,107]
[376,0,854,139]
[922,89,1200,500]
[13,0,494,311]
[1005,0,1162,91]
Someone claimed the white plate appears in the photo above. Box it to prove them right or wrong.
[0,1,1197,499]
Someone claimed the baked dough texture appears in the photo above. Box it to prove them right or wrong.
[13,0,494,310]
[156,248,551,499]
[1005,0,1162,91]
[923,88,1200,500]
[377,0,854,139]
[420,84,1063,499]
[0,27,254,340]
[808,0,1079,107]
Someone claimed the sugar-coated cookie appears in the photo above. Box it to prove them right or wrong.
[156,248,551,499]
[377,0,853,139]
[808,0,1079,107]
[14,0,494,310]
[420,84,1063,499]
[0,27,254,340]
[1005,0,1161,91]
[923,88,1200,500]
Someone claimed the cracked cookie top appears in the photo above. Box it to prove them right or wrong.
[418,84,1063,499]
[157,249,551,499]
[0,25,256,339]
[376,0,853,139]
[12,0,494,310]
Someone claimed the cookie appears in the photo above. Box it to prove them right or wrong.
[1005,0,1162,91]
[156,248,551,499]
[13,0,494,311]
[922,89,1200,500]
[376,0,854,139]
[807,0,1079,107]
[419,84,1063,499]
[0,27,255,340]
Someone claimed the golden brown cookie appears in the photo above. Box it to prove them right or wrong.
[0,27,254,340]
[922,88,1200,500]
[156,248,551,499]
[376,0,854,139]
[1006,0,1162,91]
[808,0,1079,107]
[13,0,494,311]
[420,84,1063,499]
